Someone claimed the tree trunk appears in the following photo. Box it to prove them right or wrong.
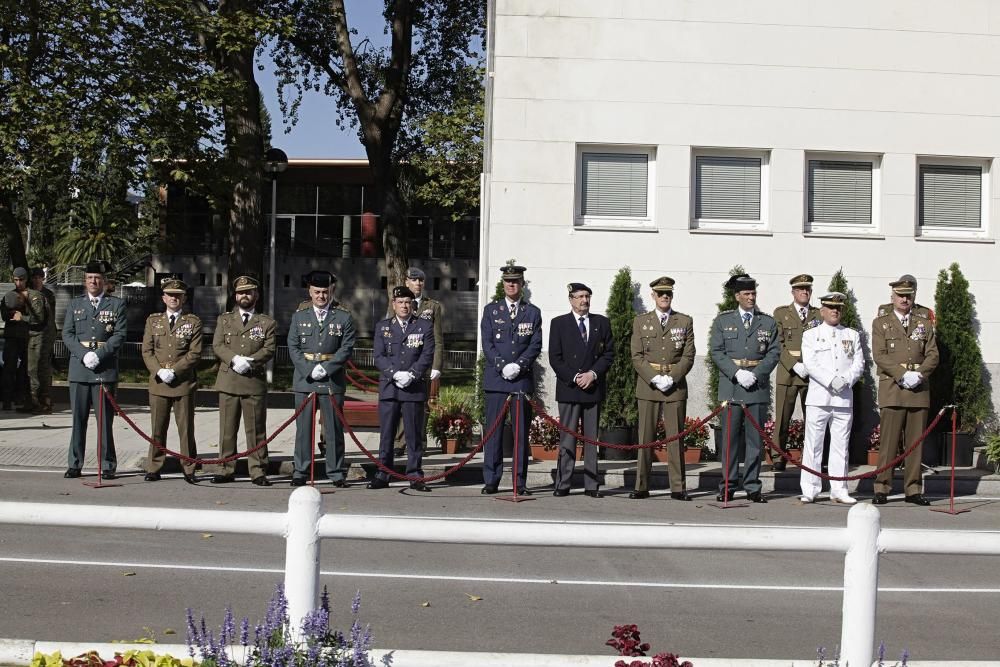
[0,192,27,270]
[368,147,409,300]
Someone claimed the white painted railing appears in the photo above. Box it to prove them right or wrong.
[3,489,1000,667]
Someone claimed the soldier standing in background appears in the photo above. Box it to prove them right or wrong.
[141,279,201,483]
[772,274,821,471]
[26,268,56,414]
[2,267,44,410]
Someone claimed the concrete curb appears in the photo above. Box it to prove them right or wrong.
[0,639,994,667]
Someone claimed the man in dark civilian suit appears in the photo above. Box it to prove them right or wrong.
[547,282,614,497]
[369,286,436,491]
[479,263,543,495]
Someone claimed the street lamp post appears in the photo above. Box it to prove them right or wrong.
[263,147,288,383]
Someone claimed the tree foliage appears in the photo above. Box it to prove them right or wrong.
[932,263,991,432]
[600,266,638,430]
[52,200,136,268]
[705,265,744,411]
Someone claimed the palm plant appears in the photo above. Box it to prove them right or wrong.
[53,199,134,268]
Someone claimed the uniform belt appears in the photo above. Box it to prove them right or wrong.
[788,351,801,358]
[648,362,673,373]
[81,341,107,349]
[899,363,920,371]
[733,359,760,368]
[304,353,333,361]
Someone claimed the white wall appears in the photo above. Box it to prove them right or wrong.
[486,0,1000,413]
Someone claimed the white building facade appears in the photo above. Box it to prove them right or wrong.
[481,0,1000,416]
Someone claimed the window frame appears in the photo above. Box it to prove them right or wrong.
[574,144,656,229]
[915,156,991,239]
[690,147,770,231]
[803,152,882,236]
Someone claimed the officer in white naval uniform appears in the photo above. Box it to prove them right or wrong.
[799,292,865,504]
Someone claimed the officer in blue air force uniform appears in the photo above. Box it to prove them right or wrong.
[479,263,543,495]
[287,270,356,487]
[62,260,127,479]
[708,273,781,503]
[368,286,436,491]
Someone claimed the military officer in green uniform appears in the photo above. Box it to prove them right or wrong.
[394,267,444,455]
[629,277,696,500]
[287,270,356,486]
[876,274,934,323]
[141,278,201,483]
[871,275,939,506]
[27,267,56,414]
[62,260,127,478]
[2,267,45,410]
[211,276,276,486]
[709,274,781,503]
[772,274,821,471]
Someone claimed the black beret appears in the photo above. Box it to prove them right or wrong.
[392,286,415,300]
[725,274,758,292]
[305,270,336,288]
[85,260,111,275]
[567,282,592,295]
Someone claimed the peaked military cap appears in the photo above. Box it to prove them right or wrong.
[161,278,188,295]
[789,274,814,288]
[12,267,27,279]
[889,275,916,295]
[501,263,526,280]
[233,275,259,292]
[724,274,758,292]
[406,267,426,280]
[820,292,847,307]
[649,276,675,294]
[305,270,336,288]
[85,260,111,275]
[567,282,592,295]
[392,286,415,300]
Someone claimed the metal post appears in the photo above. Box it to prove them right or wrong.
[840,503,880,667]
[267,176,277,384]
[284,486,323,639]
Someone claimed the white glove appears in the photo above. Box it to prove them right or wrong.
[502,363,520,380]
[83,351,99,370]
[793,362,808,379]
[156,368,176,384]
[902,370,922,389]
[660,375,674,392]
[430,369,442,380]
[735,369,756,389]
[310,364,327,380]
[399,372,415,388]
[650,374,664,387]
[830,375,847,393]
[231,356,252,375]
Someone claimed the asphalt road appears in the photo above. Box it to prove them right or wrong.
[1,468,998,662]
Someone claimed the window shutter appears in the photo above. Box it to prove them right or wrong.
[919,165,981,228]
[581,152,648,217]
[808,160,872,225]
[695,156,761,220]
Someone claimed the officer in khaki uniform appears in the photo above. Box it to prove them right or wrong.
[630,277,696,500]
[876,274,933,322]
[871,275,939,506]
[211,276,276,486]
[141,278,201,483]
[772,274,821,470]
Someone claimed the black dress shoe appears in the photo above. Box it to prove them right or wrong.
[102,471,116,480]
[747,491,767,503]
[771,459,786,472]
[516,487,532,496]
[290,477,307,487]
[716,490,735,502]
[211,474,235,484]
[367,478,389,489]
[872,493,889,505]
[481,484,499,495]
[183,473,198,485]
[409,482,432,492]
[553,488,570,497]
[332,479,347,488]
[64,468,81,478]
[583,489,604,499]
[251,476,271,487]
[144,472,161,482]
[671,491,692,501]
[629,490,650,500]
[905,494,931,506]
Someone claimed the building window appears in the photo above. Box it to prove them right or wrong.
[691,149,769,230]
[918,162,986,233]
[805,155,880,234]
[575,145,655,227]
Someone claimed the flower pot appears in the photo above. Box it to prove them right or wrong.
[599,427,637,460]
[767,448,802,464]
[652,446,668,463]
[652,446,703,464]
[940,432,976,468]
[867,449,880,466]
[441,437,465,455]
[531,443,583,461]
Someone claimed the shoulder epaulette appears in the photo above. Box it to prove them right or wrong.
[720,309,735,314]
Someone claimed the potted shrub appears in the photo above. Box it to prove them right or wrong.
[599,266,638,460]
[983,420,1000,475]
[428,386,474,454]
[867,424,881,467]
[652,416,707,464]
[760,416,803,465]
[931,263,990,467]
[529,414,560,460]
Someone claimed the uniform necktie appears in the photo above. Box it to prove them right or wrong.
[901,315,909,332]
[510,303,517,319]
[317,310,327,323]
[579,316,587,342]
[169,314,177,331]
[401,318,408,334]
[91,298,99,314]
[242,312,249,326]
[743,312,752,331]
[799,307,807,323]
[660,313,668,328]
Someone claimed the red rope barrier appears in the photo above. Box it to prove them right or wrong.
[103,387,315,466]
[346,371,379,393]
[330,393,511,483]
[742,403,950,482]
[527,397,727,451]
